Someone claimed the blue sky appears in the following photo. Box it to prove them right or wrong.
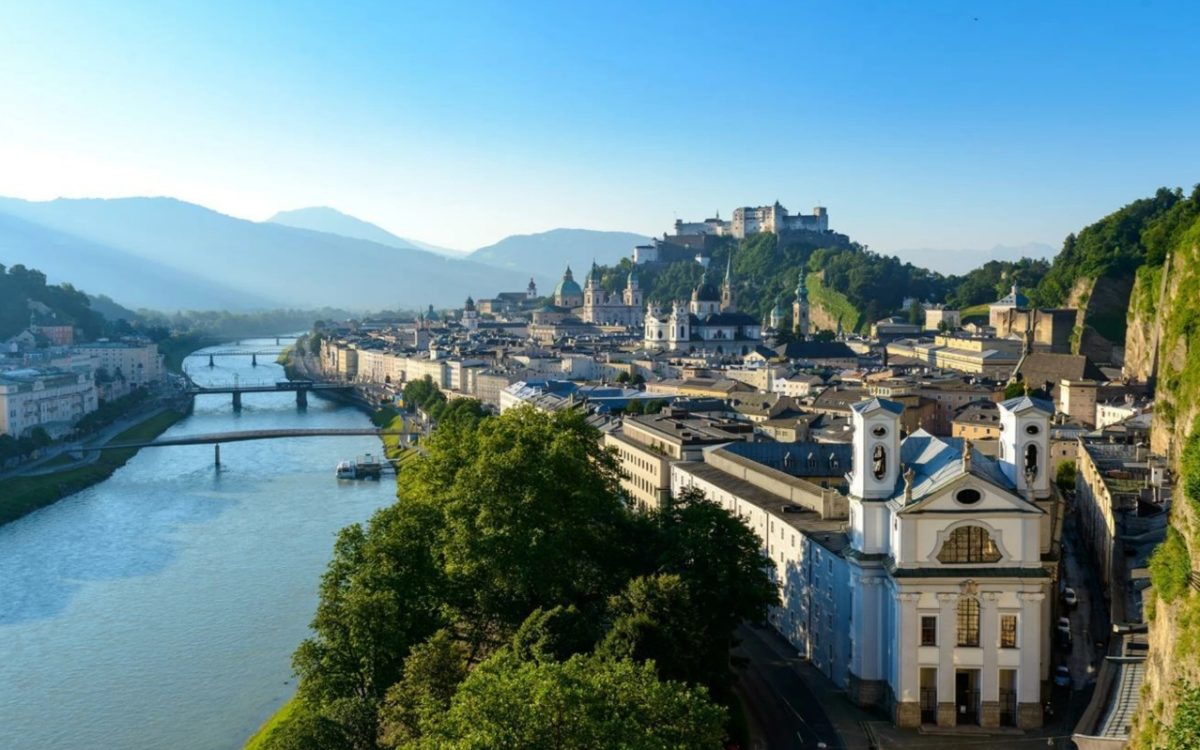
[1,0,1197,254]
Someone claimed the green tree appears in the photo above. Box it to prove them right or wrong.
[379,629,470,748]
[1055,460,1077,491]
[511,605,600,663]
[1168,682,1200,750]
[292,501,448,727]
[413,652,727,750]
[597,574,706,684]
[650,487,778,697]
[402,406,637,646]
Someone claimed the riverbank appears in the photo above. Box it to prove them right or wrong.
[0,408,187,526]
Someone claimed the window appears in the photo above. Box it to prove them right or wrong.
[1000,614,1018,648]
[936,526,1002,564]
[921,615,937,646]
[957,597,980,647]
[872,444,887,480]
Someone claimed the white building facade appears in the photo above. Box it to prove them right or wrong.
[0,368,98,437]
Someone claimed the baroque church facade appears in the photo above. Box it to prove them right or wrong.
[581,264,643,326]
[844,395,1055,728]
[643,259,762,353]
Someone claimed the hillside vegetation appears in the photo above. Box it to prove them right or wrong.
[1113,186,1200,748]
[592,231,1051,329]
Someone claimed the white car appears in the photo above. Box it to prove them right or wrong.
[1063,588,1078,608]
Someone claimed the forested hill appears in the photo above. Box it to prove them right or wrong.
[591,232,1052,331]
[0,263,111,341]
[1033,186,1200,359]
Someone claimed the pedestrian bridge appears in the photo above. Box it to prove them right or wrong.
[82,427,416,466]
[186,380,354,408]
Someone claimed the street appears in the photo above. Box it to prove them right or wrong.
[734,624,842,750]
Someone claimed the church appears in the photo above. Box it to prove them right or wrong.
[671,395,1057,730]
[581,263,643,326]
[643,259,762,353]
[843,395,1055,728]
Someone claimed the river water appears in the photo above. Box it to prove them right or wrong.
[0,340,395,750]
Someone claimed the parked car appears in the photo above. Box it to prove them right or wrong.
[1057,616,1073,649]
[1054,665,1071,688]
[1062,588,1078,608]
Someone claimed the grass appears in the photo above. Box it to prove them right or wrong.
[0,409,185,527]
[960,303,990,322]
[244,696,298,750]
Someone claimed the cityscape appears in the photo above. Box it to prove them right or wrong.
[1,3,1199,750]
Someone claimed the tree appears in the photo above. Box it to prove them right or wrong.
[379,630,470,748]
[402,406,638,646]
[648,487,778,697]
[511,605,599,663]
[597,574,706,684]
[292,500,448,736]
[1055,460,1077,491]
[413,652,727,750]
[1003,380,1026,399]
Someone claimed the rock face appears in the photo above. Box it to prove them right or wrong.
[1129,230,1200,746]
[1069,273,1134,365]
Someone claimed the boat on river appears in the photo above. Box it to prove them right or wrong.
[335,453,383,480]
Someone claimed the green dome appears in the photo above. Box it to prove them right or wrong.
[554,266,583,298]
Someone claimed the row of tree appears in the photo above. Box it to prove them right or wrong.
[260,406,776,749]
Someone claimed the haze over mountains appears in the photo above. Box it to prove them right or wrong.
[892,242,1056,274]
[268,206,466,257]
[0,197,650,312]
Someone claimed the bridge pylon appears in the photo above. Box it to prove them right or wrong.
[251,353,257,367]
[232,392,242,411]
[208,354,215,367]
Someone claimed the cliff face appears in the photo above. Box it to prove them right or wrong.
[1129,219,1200,748]
[1068,273,1134,365]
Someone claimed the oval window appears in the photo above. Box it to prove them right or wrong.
[872,425,887,438]
[956,488,982,505]
[1025,424,1040,435]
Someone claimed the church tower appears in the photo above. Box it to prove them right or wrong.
[526,277,537,300]
[793,270,810,337]
[720,255,737,312]
[462,296,478,331]
[997,395,1052,500]
[623,266,642,309]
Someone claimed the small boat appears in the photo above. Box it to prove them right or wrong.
[335,454,383,480]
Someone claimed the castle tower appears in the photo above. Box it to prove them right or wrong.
[720,255,737,312]
[793,270,810,337]
[997,396,1052,500]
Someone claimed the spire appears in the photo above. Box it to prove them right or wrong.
[796,269,808,300]
[724,254,732,285]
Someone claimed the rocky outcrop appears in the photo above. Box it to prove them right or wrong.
[1069,273,1134,365]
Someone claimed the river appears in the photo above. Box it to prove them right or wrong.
[0,339,396,750]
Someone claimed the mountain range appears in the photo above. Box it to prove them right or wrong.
[0,197,648,312]
[267,206,465,257]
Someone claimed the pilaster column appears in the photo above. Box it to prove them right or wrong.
[1017,591,1046,729]
[980,592,1001,727]
[895,592,922,727]
[936,592,957,727]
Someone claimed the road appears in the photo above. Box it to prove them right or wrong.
[735,624,842,750]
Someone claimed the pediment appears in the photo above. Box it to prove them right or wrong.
[896,472,1043,516]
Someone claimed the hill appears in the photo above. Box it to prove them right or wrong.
[0,210,267,310]
[468,228,650,282]
[266,206,464,256]
[0,197,528,311]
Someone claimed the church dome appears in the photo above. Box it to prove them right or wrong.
[554,267,583,298]
[692,280,720,302]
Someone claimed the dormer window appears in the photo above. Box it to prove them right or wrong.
[936,525,1002,564]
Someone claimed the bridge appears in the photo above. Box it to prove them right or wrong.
[198,349,288,367]
[83,427,416,466]
[187,380,354,409]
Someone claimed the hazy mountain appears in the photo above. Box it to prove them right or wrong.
[0,210,271,310]
[267,206,464,256]
[890,242,1057,275]
[0,197,528,310]
[469,228,651,282]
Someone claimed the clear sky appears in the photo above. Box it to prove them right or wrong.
[1,0,1197,253]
